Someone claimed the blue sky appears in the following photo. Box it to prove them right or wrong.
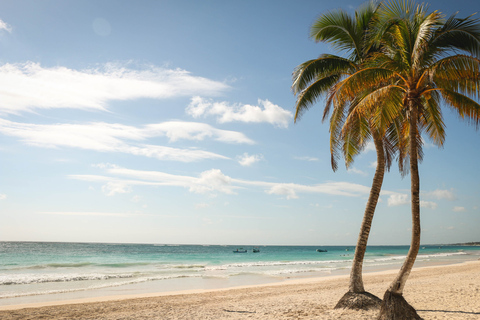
[0,0,479,245]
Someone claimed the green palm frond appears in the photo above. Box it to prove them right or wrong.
[439,89,480,128]
[343,113,371,167]
[310,9,361,56]
[411,11,443,70]
[334,67,401,104]
[292,55,354,95]
[294,74,341,122]
[431,12,480,58]
[431,55,480,97]
[420,91,445,146]
[328,100,347,171]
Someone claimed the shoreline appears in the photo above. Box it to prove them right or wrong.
[1,259,478,318]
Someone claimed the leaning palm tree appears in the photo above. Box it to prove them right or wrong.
[337,0,480,318]
[292,0,395,310]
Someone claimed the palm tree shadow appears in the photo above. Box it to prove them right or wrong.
[418,309,480,315]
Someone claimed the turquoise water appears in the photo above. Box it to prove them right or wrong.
[1,242,479,305]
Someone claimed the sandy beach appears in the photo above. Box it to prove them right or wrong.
[0,260,478,319]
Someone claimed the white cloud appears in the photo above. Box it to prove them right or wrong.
[369,161,378,168]
[102,181,132,196]
[75,167,240,197]
[144,121,253,144]
[294,156,319,162]
[0,119,255,162]
[453,206,466,212]
[388,194,409,207]
[78,166,394,199]
[0,19,12,33]
[420,201,438,209]
[186,96,293,128]
[266,184,299,199]
[238,153,263,166]
[39,211,149,217]
[195,203,210,209]
[0,194,6,200]
[347,167,368,176]
[191,169,236,195]
[364,141,375,153]
[131,195,142,203]
[423,189,456,201]
[71,165,403,200]
[0,62,229,115]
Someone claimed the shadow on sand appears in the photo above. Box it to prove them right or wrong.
[223,309,256,314]
[418,309,480,315]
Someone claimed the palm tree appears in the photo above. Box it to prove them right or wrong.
[336,0,480,318]
[292,1,394,310]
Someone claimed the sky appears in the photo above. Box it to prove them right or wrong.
[0,0,479,246]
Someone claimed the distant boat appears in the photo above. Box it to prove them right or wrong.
[233,248,247,253]
[316,249,328,253]
[252,247,260,253]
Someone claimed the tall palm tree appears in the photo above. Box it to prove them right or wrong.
[336,0,480,318]
[292,1,395,310]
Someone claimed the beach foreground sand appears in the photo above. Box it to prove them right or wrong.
[1,261,479,319]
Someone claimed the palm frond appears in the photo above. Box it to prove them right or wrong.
[292,55,355,95]
[310,9,361,56]
[419,91,446,146]
[431,55,480,98]
[334,67,402,105]
[294,74,341,122]
[431,12,480,58]
[439,89,480,128]
[411,10,443,70]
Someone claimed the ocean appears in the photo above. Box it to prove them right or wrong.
[1,241,479,306]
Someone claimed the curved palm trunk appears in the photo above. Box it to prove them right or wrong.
[348,131,385,292]
[334,130,385,310]
[378,102,422,320]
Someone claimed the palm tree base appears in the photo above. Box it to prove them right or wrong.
[334,291,382,310]
[377,290,422,320]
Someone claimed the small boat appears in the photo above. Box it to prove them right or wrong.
[252,247,260,253]
[233,248,247,253]
[316,249,328,252]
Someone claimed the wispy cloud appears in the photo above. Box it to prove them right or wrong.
[347,167,368,176]
[71,165,399,199]
[38,211,151,217]
[295,156,319,162]
[423,189,456,201]
[71,167,240,196]
[0,119,254,162]
[0,194,6,200]
[237,153,263,166]
[364,141,375,153]
[0,62,229,115]
[186,96,293,128]
[388,190,456,208]
[420,201,438,209]
[453,206,466,212]
[0,19,12,33]
[388,194,409,207]
[144,121,253,144]
[195,203,210,209]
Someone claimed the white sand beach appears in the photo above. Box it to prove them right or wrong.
[0,260,478,319]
